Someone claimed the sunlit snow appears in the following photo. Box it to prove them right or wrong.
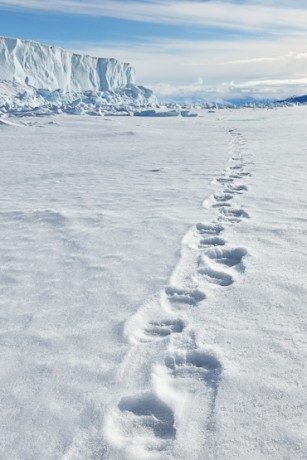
[0,107,306,459]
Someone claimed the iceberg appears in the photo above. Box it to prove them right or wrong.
[0,37,156,115]
[0,36,135,92]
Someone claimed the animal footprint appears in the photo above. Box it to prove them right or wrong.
[118,392,176,440]
[229,172,251,179]
[213,193,233,202]
[144,318,185,340]
[229,165,243,170]
[231,156,242,161]
[165,287,206,307]
[219,207,249,219]
[198,265,233,286]
[165,349,222,389]
[106,392,176,457]
[199,236,225,247]
[224,184,248,194]
[196,223,224,235]
[205,247,247,268]
[216,177,234,184]
[212,202,231,209]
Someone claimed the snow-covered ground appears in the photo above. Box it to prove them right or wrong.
[0,108,306,459]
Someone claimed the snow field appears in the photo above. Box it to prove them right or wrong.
[0,113,230,459]
[0,108,306,459]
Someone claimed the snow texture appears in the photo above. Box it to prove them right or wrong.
[0,108,306,459]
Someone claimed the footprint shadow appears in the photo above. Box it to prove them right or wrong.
[212,202,231,209]
[224,184,248,195]
[213,193,233,202]
[205,246,247,269]
[198,265,233,286]
[199,236,226,247]
[144,318,185,340]
[165,287,206,307]
[164,349,222,430]
[216,177,234,184]
[165,350,222,387]
[219,207,250,219]
[196,223,224,235]
[118,392,176,439]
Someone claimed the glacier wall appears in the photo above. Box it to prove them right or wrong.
[0,37,136,92]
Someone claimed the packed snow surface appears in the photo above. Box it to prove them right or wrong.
[0,37,135,92]
[0,108,306,459]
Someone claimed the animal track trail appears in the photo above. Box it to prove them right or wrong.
[209,132,250,215]
[104,126,252,457]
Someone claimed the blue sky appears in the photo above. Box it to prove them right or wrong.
[1,0,307,101]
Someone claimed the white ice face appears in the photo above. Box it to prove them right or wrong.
[0,36,136,92]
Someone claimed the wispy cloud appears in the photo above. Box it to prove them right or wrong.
[64,35,307,101]
[225,52,307,65]
[68,35,307,81]
[2,0,307,35]
[234,77,307,87]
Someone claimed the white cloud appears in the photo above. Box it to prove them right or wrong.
[234,77,307,88]
[225,51,307,65]
[151,76,307,102]
[68,35,307,81]
[2,0,307,34]
[62,36,307,101]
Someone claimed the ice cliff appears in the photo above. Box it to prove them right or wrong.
[0,37,135,92]
[0,37,156,115]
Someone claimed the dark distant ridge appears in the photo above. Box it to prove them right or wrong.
[279,94,307,104]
